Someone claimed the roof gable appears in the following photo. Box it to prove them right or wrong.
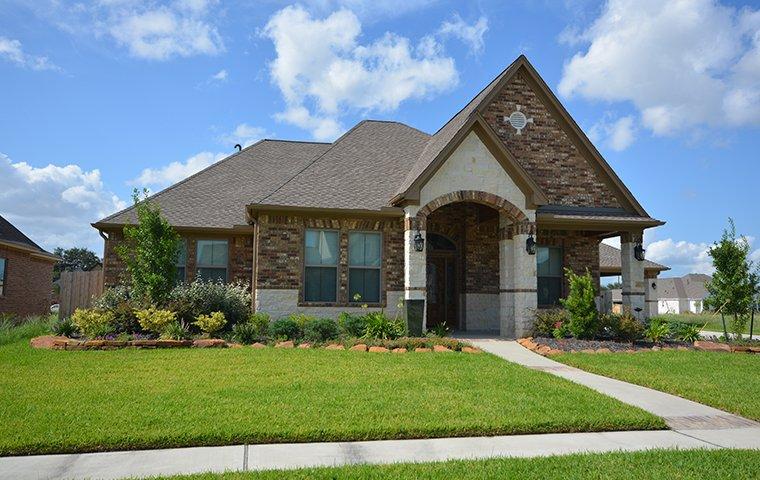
[395,56,649,217]
[0,215,58,260]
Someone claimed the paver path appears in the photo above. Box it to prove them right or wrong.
[464,337,760,444]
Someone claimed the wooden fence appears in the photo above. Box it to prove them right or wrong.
[59,269,104,319]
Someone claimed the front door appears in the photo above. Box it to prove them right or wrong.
[426,254,457,329]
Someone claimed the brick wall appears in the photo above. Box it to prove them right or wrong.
[255,214,404,307]
[102,229,253,288]
[482,71,622,208]
[537,229,601,295]
[0,247,54,317]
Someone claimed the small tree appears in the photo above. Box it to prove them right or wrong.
[560,268,598,339]
[116,189,180,306]
[704,219,755,341]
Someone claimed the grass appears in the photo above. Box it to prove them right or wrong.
[154,449,760,479]
[653,313,760,336]
[0,314,55,346]
[555,349,760,420]
[0,326,663,456]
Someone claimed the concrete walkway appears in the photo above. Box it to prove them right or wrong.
[465,337,760,446]
[2,339,758,480]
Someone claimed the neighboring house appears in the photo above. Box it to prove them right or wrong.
[599,243,670,317]
[656,273,711,315]
[94,55,664,337]
[0,215,59,317]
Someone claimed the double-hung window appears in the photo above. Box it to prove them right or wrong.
[176,239,187,283]
[304,230,338,302]
[348,232,381,303]
[0,257,6,296]
[537,246,563,307]
[196,240,228,282]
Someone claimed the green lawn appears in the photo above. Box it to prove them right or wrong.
[155,449,759,479]
[555,350,760,420]
[0,335,662,456]
[654,313,760,335]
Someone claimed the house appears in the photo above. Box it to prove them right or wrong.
[599,243,669,317]
[656,273,711,314]
[0,215,59,317]
[94,55,664,337]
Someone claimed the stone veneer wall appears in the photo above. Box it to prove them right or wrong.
[103,229,253,287]
[0,246,54,317]
[482,71,622,208]
[537,229,601,296]
[254,214,404,317]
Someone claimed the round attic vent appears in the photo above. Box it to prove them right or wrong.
[503,105,533,135]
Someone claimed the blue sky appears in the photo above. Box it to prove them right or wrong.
[1,0,758,278]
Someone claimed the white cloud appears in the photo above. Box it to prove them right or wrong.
[0,153,125,254]
[129,151,227,189]
[301,0,437,20]
[211,69,227,81]
[646,239,714,275]
[559,0,760,137]
[0,36,60,71]
[218,123,268,148]
[262,5,458,140]
[438,14,488,55]
[588,114,636,151]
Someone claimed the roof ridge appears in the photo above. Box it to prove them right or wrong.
[0,215,46,253]
[98,140,269,224]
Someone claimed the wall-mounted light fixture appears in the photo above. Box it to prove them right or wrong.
[634,242,646,262]
[413,230,425,252]
[526,234,536,255]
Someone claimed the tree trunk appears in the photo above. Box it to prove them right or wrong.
[750,308,755,341]
[721,313,729,342]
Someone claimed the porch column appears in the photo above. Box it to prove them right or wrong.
[498,215,515,338]
[404,209,426,336]
[644,274,658,319]
[511,221,537,337]
[621,231,646,321]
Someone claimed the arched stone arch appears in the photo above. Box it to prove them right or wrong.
[416,190,531,234]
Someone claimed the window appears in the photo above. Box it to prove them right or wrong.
[196,240,228,282]
[304,230,338,302]
[349,232,381,303]
[0,258,5,296]
[537,246,562,306]
[176,239,187,283]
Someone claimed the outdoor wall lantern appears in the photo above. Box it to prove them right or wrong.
[526,234,537,255]
[413,230,425,252]
[634,242,646,262]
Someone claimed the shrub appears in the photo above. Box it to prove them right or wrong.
[71,309,115,339]
[194,312,227,337]
[1,315,56,346]
[163,321,191,340]
[231,322,262,344]
[92,286,140,333]
[616,314,645,342]
[135,307,177,335]
[363,311,406,340]
[532,309,569,337]
[429,322,450,338]
[248,312,271,336]
[169,279,251,328]
[645,319,670,343]
[674,322,701,342]
[338,312,366,337]
[303,317,340,343]
[552,321,570,339]
[560,268,598,339]
[52,317,78,337]
[268,317,303,341]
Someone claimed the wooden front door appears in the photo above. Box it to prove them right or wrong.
[426,254,458,329]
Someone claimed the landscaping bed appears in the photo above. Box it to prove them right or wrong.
[518,336,759,356]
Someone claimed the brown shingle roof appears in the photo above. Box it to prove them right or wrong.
[96,140,330,230]
[0,215,58,260]
[599,243,669,273]
[256,120,430,211]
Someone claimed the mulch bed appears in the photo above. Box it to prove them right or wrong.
[518,337,759,356]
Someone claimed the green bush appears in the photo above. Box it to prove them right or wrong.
[248,312,271,336]
[560,268,598,339]
[163,321,191,340]
[673,322,701,342]
[303,317,340,343]
[231,322,262,344]
[71,309,115,339]
[338,312,366,337]
[268,317,302,340]
[532,309,569,337]
[194,312,226,337]
[51,317,78,337]
[92,286,140,333]
[1,315,56,345]
[645,319,670,343]
[363,311,406,340]
[616,314,645,342]
[135,307,177,335]
[169,279,251,328]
